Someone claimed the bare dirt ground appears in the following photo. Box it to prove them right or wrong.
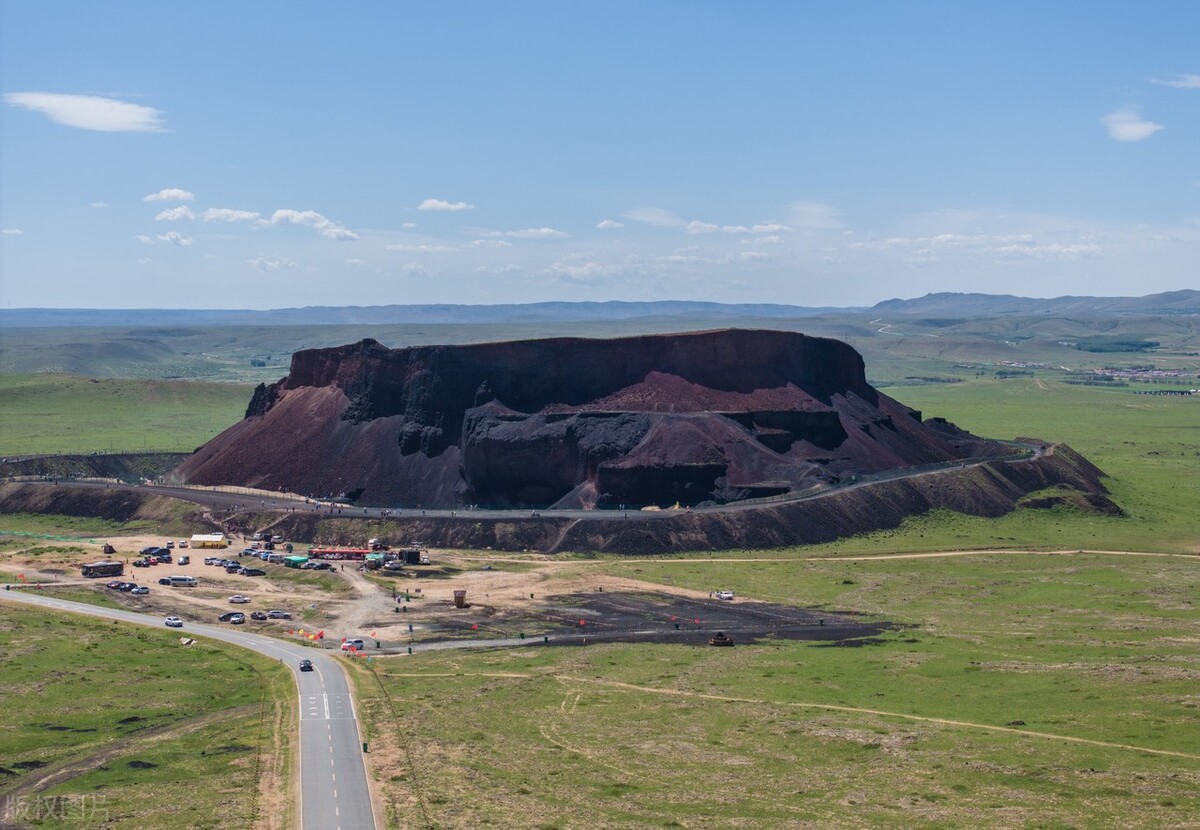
[4,534,1192,652]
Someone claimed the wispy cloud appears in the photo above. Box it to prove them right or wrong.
[144,188,194,202]
[156,231,193,247]
[262,209,357,240]
[1101,108,1164,142]
[487,227,568,239]
[686,220,718,234]
[386,243,456,253]
[345,258,365,266]
[469,239,513,248]
[2,228,24,236]
[90,201,109,209]
[4,92,165,132]
[155,206,196,221]
[248,256,299,273]
[1149,74,1200,89]
[201,208,260,223]
[596,219,624,229]
[622,207,685,227]
[788,202,843,229]
[418,198,474,211]
[134,234,152,244]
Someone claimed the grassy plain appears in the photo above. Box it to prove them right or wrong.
[351,550,1200,829]
[862,378,1200,555]
[0,374,252,456]
[0,604,295,829]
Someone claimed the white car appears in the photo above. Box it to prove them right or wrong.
[715,590,735,601]
[164,616,184,628]
[131,585,150,595]
[341,638,367,651]
[229,595,251,604]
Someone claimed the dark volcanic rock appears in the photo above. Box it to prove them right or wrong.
[173,329,1006,508]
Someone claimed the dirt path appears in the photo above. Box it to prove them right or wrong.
[551,675,1200,762]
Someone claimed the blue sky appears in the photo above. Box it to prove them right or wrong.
[2,2,1197,310]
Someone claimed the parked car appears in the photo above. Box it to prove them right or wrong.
[132,559,149,568]
[250,611,268,620]
[225,564,242,574]
[165,541,175,549]
[310,562,333,571]
[140,546,160,555]
[229,595,250,604]
[341,638,367,651]
[164,616,183,628]
[299,659,314,672]
[131,585,150,595]
[715,590,735,601]
[267,610,291,619]
[204,556,219,566]
[106,580,124,589]
[157,577,172,585]
[230,613,245,624]
[240,567,266,577]
[178,540,189,548]
[218,611,246,623]
[177,555,190,565]
[118,582,136,592]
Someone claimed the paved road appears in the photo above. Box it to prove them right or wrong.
[22,440,1044,522]
[0,589,377,830]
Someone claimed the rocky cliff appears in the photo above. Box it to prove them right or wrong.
[174,329,1008,507]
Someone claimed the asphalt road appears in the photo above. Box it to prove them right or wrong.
[0,589,377,830]
[25,440,1043,522]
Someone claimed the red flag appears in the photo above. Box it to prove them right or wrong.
[471,623,479,630]
[370,631,377,638]
[579,619,587,626]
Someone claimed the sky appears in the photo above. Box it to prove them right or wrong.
[1,2,1197,310]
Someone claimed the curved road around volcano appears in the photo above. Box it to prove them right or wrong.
[0,589,377,830]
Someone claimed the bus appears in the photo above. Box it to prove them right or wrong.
[81,561,124,578]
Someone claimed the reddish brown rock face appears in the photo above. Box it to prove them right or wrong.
[175,329,1001,508]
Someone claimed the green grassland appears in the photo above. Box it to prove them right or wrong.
[353,550,1200,829]
[0,604,295,829]
[0,374,253,456]
[869,378,1200,555]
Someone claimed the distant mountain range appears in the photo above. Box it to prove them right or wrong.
[2,291,1196,328]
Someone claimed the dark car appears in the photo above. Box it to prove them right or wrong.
[218,611,246,624]
[106,580,123,589]
[132,559,149,568]
[240,567,266,577]
[310,562,333,571]
[250,611,268,620]
[299,659,313,672]
[225,564,242,574]
[158,577,171,585]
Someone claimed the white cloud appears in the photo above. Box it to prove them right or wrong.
[489,227,568,239]
[1149,74,1200,89]
[346,258,365,266]
[740,251,770,261]
[1101,109,1164,142]
[476,264,523,275]
[262,209,358,240]
[4,92,165,132]
[622,207,685,227]
[2,228,24,236]
[144,188,195,202]
[156,231,193,247]
[418,199,474,211]
[686,220,718,234]
[401,222,418,228]
[788,201,843,229]
[469,239,513,248]
[90,201,109,209]
[134,234,152,244]
[137,257,153,265]
[155,206,195,221]
[748,235,783,245]
[201,208,260,223]
[596,219,624,229]
[386,243,455,253]
[248,256,299,273]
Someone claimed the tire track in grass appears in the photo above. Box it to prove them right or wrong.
[554,675,1200,762]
